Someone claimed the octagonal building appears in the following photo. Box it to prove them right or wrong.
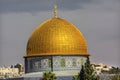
[24,3,89,75]
[24,16,89,74]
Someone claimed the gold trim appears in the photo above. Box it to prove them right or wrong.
[24,53,90,58]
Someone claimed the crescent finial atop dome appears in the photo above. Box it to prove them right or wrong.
[54,0,57,18]
[25,0,89,57]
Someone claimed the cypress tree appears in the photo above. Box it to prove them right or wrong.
[79,65,85,80]
[84,56,99,80]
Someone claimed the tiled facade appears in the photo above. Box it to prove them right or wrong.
[25,56,87,73]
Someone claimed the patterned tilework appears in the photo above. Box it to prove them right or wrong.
[66,57,72,68]
[72,58,76,67]
[76,57,81,68]
[53,56,87,71]
[41,59,49,68]
[53,58,60,68]
[25,56,87,73]
[26,57,52,73]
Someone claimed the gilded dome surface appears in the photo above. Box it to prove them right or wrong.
[26,17,89,57]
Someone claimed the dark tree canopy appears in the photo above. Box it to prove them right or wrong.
[84,57,99,80]
[79,65,85,80]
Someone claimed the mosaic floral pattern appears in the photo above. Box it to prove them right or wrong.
[26,56,87,72]
[72,58,77,67]
[66,58,72,68]
[53,59,60,68]
[41,59,49,68]
[76,58,81,68]
[52,56,86,70]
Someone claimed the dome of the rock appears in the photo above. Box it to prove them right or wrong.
[26,17,89,57]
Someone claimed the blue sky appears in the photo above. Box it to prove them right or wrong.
[0,0,120,67]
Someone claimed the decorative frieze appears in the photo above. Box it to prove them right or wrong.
[25,56,87,73]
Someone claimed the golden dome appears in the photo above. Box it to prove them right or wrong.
[26,17,89,57]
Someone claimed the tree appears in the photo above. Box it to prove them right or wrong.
[109,67,120,80]
[14,63,22,74]
[111,74,120,80]
[79,65,85,80]
[73,57,100,80]
[109,67,120,74]
[73,75,79,80]
[84,57,99,80]
[40,71,56,80]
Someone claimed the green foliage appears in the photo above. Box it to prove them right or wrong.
[109,67,120,74]
[14,63,22,73]
[40,71,56,80]
[111,74,120,80]
[101,67,120,75]
[84,57,100,80]
[73,57,100,80]
[79,65,85,80]
[73,75,79,80]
